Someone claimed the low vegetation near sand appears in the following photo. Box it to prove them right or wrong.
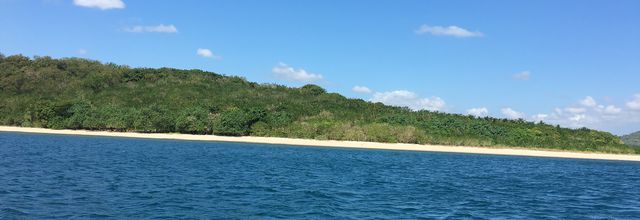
[1,54,637,154]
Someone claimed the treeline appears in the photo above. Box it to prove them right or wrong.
[1,54,637,154]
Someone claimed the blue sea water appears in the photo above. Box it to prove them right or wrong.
[0,132,639,219]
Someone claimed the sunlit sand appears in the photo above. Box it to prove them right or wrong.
[2,126,638,162]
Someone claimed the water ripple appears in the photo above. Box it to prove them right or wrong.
[1,132,640,219]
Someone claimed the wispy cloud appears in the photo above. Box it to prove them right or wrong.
[513,71,531,81]
[371,90,445,111]
[627,94,640,110]
[531,114,549,121]
[501,108,525,119]
[273,62,323,82]
[527,95,640,134]
[76,49,88,55]
[564,107,586,114]
[196,48,221,59]
[467,107,489,117]
[600,105,622,115]
[352,86,373,94]
[73,0,124,10]
[415,24,483,38]
[123,24,178,33]
[579,96,597,107]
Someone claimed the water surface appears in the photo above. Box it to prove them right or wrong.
[1,132,639,219]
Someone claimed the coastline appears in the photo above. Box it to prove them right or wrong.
[1,126,639,162]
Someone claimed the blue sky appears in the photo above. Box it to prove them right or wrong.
[1,0,639,134]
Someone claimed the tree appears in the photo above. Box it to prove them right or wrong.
[212,108,264,136]
[300,84,326,95]
[65,100,92,129]
[175,106,210,134]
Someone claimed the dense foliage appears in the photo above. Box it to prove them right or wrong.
[1,54,637,154]
[621,131,640,147]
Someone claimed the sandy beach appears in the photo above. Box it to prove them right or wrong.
[1,126,639,162]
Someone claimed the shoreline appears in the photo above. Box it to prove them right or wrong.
[1,126,639,162]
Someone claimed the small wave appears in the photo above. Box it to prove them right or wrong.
[1,208,29,217]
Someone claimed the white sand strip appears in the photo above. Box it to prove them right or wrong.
[1,126,639,162]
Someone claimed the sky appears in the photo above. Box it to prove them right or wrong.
[1,0,639,135]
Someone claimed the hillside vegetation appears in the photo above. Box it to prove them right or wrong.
[622,131,640,147]
[1,54,637,154]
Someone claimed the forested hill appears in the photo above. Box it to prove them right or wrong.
[1,54,637,154]
[622,131,640,147]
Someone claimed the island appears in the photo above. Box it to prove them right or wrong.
[1,54,638,158]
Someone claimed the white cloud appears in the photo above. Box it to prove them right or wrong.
[196,48,213,57]
[466,107,489,117]
[513,71,531,80]
[352,86,372,94]
[272,62,323,82]
[77,49,87,55]
[371,90,445,111]
[73,0,124,10]
[501,108,525,119]
[569,114,587,122]
[196,48,221,59]
[603,105,622,114]
[531,114,549,121]
[564,107,586,114]
[627,94,640,110]
[124,24,178,33]
[526,94,640,134]
[540,110,595,129]
[579,96,597,107]
[415,25,483,38]
[594,104,621,115]
[554,108,563,115]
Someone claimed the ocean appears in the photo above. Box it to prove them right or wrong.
[1,132,639,219]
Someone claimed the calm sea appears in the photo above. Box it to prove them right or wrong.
[1,132,639,219]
